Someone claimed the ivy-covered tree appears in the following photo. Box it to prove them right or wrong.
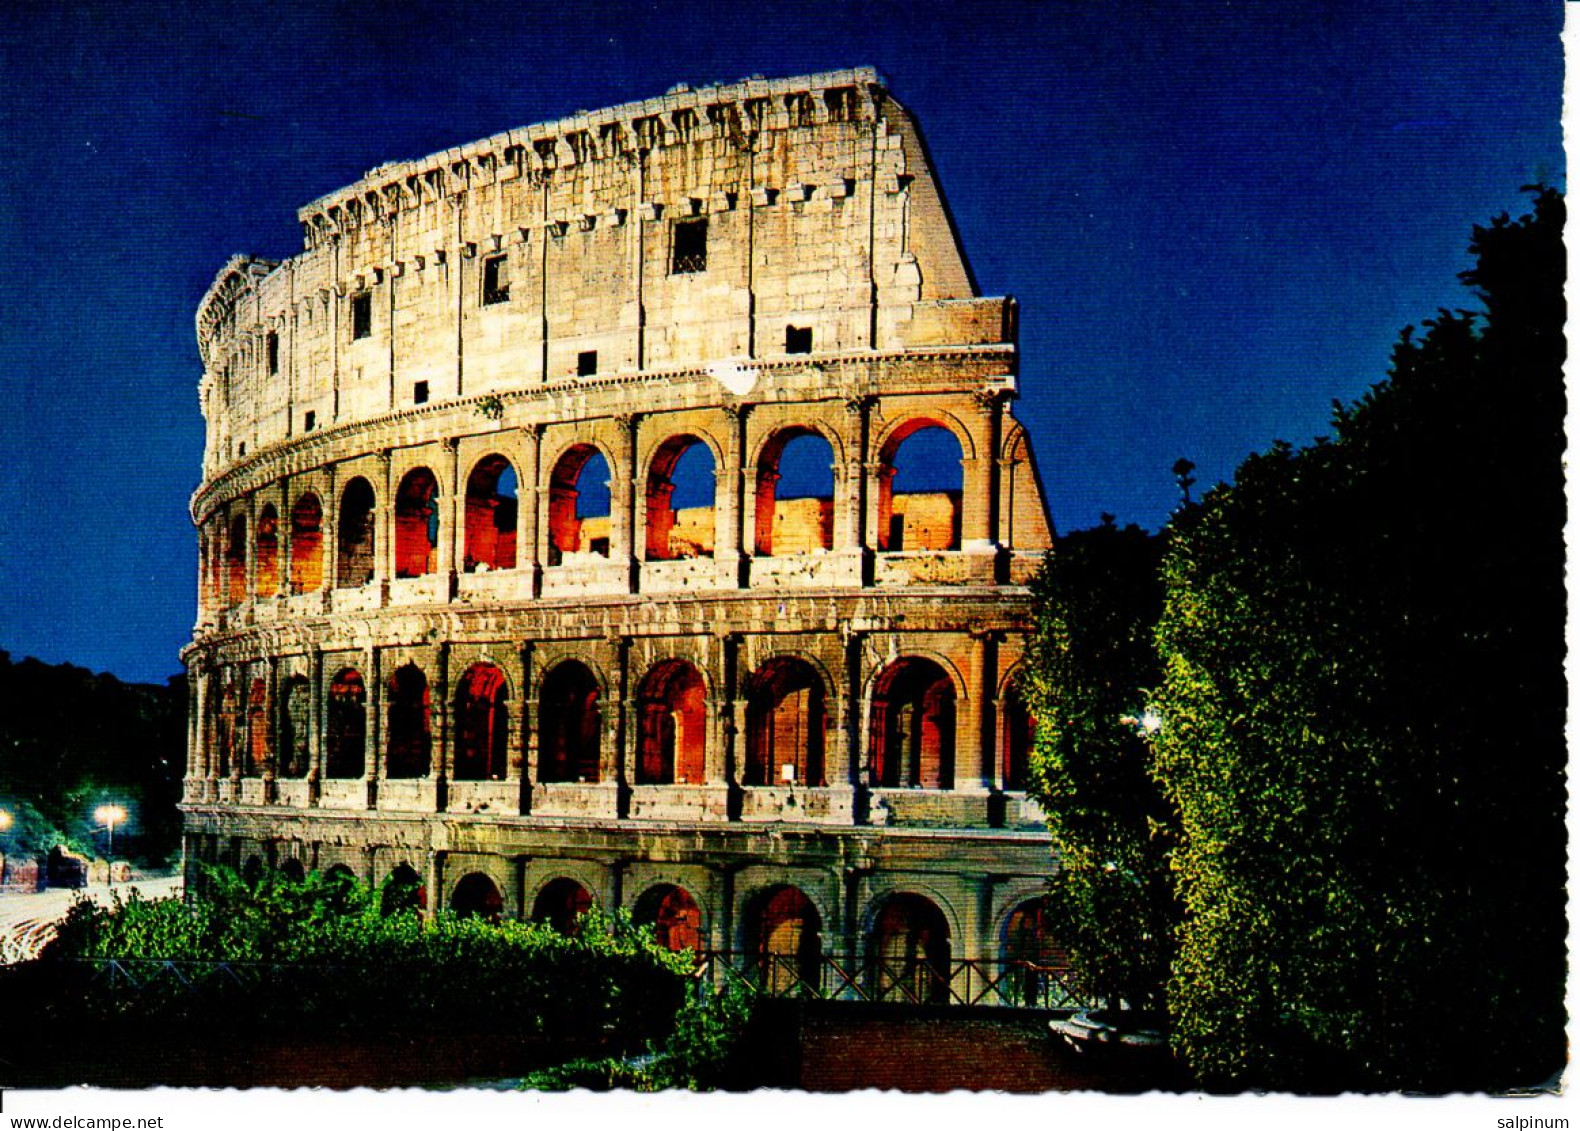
[1152,188,1565,1091]
[1025,518,1177,1013]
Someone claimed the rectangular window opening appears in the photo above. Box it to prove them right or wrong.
[577,350,598,377]
[304,411,316,432]
[786,325,813,354]
[482,255,510,305]
[351,292,372,340]
[266,331,280,375]
[414,380,429,405]
[671,218,708,275]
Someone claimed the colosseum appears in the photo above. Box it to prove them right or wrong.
[182,67,1059,1001]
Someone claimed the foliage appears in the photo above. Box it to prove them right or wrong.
[1025,519,1176,1012]
[1151,188,1565,1091]
[24,865,691,1052]
[0,652,184,866]
[520,985,760,1092]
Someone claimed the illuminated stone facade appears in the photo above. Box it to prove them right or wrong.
[182,68,1058,980]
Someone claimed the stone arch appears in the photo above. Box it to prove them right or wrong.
[537,659,602,783]
[999,666,1034,792]
[278,675,311,779]
[279,857,306,882]
[254,503,279,598]
[450,871,503,919]
[532,877,594,934]
[635,659,708,785]
[453,662,510,781]
[632,883,704,952]
[874,415,971,552]
[868,891,952,1004]
[546,442,614,565]
[394,467,440,577]
[745,884,823,993]
[215,671,240,777]
[464,454,518,572]
[1001,896,1068,1006]
[744,656,827,787]
[290,492,324,593]
[752,425,838,556]
[385,662,431,779]
[336,477,376,588]
[325,667,367,779]
[381,862,425,914]
[226,514,248,606]
[644,432,719,560]
[246,677,269,777]
[868,656,957,789]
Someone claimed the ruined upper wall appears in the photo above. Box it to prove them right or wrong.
[195,69,1011,480]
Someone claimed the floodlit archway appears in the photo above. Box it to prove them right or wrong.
[754,428,834,555]
[646,435,715,560]
[453,663,509,781]
[537,661,602,783]
[290,493,324,593]
[633,884,703,952]
[744,657,826,787]
[748,885,822,994]
[464,455,518,572]
[547,445,611,565]
[255,504,279,598]
[394,467,440,577]
[869,657,956,789]
[636,660,707,785]
[246,678,269,776]
[877,422,962,551]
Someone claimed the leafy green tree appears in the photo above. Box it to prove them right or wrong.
[1152,188,1565,1091]
[1025,518,1177,1013]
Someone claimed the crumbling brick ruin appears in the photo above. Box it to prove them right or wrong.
[183,68,1059,988]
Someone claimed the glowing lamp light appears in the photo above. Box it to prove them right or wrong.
[0,809,12,832]
[94,804,128,857]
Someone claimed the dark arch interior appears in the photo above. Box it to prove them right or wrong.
[385,663,431,779]
[381,863,425,915]
[538,661,601,783]
[337,478,376,588]
[548,445,612,565]
[290,493,323,593]
[326,668,367,779]
[532,877,593,934]
[872,892,951,1004]
[451,872,503,919]
[749,885,822,993]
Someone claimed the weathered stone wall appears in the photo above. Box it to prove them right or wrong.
[183,69,1057,964]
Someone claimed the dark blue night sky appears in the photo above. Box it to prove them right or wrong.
[0,0,1562,684]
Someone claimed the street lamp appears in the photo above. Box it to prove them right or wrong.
[94,804,127,859]
[0,809,12,833]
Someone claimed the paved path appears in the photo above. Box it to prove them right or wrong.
[0,875,182,964]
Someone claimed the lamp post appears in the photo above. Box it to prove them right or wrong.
[94,804,127,860]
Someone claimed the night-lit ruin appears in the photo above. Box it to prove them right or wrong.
[182,68,1062,997]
